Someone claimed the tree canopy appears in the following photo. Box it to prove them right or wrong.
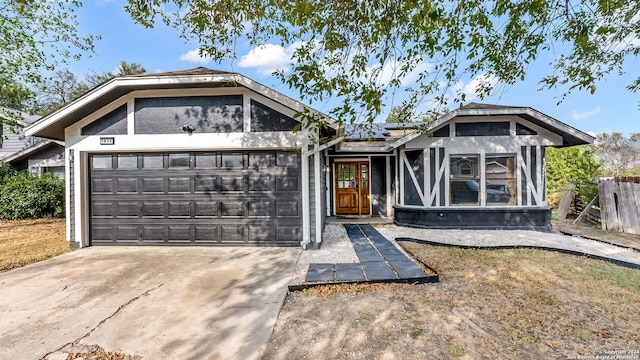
[36,61,147,114]
[0,0,97,124]
[593,132,640,177]
[126,0,640,125]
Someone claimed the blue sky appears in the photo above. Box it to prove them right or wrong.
[70,0,639,137]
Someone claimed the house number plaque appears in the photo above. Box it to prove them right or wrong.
[99,137,115,145]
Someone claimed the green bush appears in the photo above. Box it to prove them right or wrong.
[0,172,64,219]
[0,162,16,185]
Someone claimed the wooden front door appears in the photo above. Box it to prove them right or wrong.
[335,161,370,215]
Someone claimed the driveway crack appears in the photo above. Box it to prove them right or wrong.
[39,282,165,360]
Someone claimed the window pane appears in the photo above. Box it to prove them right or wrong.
[143,154,163,168]
[277,153,297,167]
[222,153,243,168]
[450,155,479,205]
[450,156,479,178]
[249,153,272,168]
[196,153,217,168]
[118,154,138,169]
[169,153,190,167]
[92,155,112,169]
[450,180,479,205]
[486,155,516,206]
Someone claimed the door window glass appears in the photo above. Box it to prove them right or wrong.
[117,154,138,169]
[143,154,164,168]
[92,155,112,169]
[169,153,190,167]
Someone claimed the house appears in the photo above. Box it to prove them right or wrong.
[0,108,65,178]
[25,68,594,249]
[0,108,40,160]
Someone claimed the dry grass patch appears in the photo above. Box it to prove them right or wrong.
[0,218,69,272]
[263,242,640,360]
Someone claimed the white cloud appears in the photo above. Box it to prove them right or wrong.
[571,106,601,121]
[179,49,211,65]
[238,42,304,76]
[460,73,498,102]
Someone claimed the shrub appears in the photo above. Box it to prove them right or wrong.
[0,172,64,219]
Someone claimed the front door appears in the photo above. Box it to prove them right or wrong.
[335,161,370,215]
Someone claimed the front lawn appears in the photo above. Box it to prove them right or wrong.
[263,243,640,359]
[0,218,69,272]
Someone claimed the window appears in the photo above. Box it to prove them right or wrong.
[117,154,138,169]
[485,155,516,206]
[169,153,190,168]
[277,153,297,167]
[450,155,479,205]
[195,153,217,168]
[221,153,243,168]
[143,154,164,168]
[92,155,112,169]
[449,154,517,206]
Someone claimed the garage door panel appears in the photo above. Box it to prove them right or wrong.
[90,151,301,246]
[248,225,273,242]
[221,225,244,243]
[168,225,191,242]
[275,176,299,192]
[92,226,113,242]
[168,177,190,193]
[92,202,113,217]
[92,178,114,193]
[142,201,165,217]
[116,202,140,217]
[248,176,273,192]
[195,225,219,243]
[117,226,139,241]
[168,201,191,218]
[117,178,139,193]
[142,225,165,242]
[248,201,272,217]
[220,176,244,192]
[142,177,164,193]
[194,201,218,217]
[276,201,299,217]
[194,176,217,192]
[220,202,244,217]
[276,226,300,243]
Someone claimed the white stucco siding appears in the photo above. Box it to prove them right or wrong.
[400,116,556,209]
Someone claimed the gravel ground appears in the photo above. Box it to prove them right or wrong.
[289,224,358,285]
[376,224,640,266]
[290,223,640,285]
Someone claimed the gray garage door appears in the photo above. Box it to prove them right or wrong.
[89,151,301,246]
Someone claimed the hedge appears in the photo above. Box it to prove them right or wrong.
[0,165,64,219]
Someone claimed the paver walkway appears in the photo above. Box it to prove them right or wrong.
[304,224,435,284]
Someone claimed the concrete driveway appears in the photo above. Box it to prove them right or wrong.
[0,246,301,360]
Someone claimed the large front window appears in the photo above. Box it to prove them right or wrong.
[450,154,516,206]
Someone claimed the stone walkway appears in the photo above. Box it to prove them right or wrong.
[302,224,436,286]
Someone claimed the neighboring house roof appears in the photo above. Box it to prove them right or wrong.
[0,107,40,127]
[25,67,339,140]
[1,139,64,164]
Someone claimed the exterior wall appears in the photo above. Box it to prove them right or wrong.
[0,123,38,160]
[400,115,561,209]
[64,87,313,248]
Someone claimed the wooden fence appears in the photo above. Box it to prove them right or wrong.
[599,177,640,235]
